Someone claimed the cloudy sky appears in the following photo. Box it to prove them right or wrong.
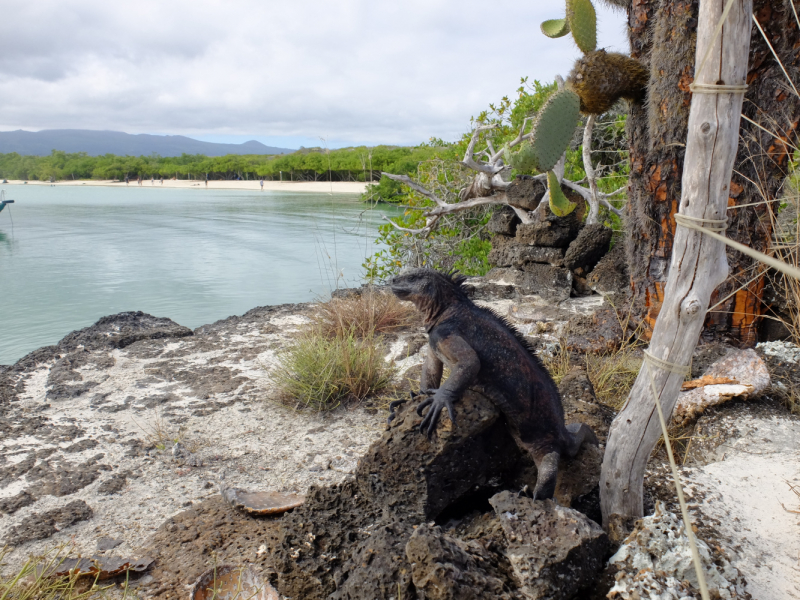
[1,1,629,149]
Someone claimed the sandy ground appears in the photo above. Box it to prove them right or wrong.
[0,303,395,574]
[684,414,800,600]
[1,179,368,194]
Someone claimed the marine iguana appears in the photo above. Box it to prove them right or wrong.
[388,268,598,500]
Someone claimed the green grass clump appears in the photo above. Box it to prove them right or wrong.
[274,328,394,411]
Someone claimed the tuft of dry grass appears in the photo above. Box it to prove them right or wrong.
[541,339,572,386]
[769,175,800,345]
[0,544,133,600]
[543,302,645,410]
[133,409,200,453]
[313,289,417,340]
[782,480,800,514]
[272,289,413,411]
[771,376,800,415]
[585,343,643,410]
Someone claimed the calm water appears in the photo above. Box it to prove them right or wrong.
[0,185,398,365]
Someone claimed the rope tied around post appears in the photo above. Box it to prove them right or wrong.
[674,213,800,281]
[689,82,749,94]
[642,350,710,600]
[674,213,728,233]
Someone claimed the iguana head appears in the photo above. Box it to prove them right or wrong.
[389,268,467,323]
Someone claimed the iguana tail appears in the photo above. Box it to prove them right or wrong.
[563,422,599,458]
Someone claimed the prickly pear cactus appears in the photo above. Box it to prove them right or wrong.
[547,170,577,216]
[541,18,570,38]
[506,142,539,173]
[566,0,597,53]
[530,88,581,172]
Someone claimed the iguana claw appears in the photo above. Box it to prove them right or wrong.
[387,397,408,424]
[416,393,456,438]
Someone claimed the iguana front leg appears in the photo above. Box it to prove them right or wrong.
[420,346,444,393]
[387,348,445,425]
[416,335,480,437]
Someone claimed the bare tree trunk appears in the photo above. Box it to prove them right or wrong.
[601,0,753,525]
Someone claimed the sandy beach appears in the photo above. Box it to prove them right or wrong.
[2,179,368,194]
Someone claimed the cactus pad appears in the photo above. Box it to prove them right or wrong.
[547,170,577,217]
[541,18,570,38]
[566,0,597,53]
[566,50,648,114]
[506,142,538,173]
[529,88,581,172]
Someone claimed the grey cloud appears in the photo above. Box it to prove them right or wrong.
[0,0,629,145]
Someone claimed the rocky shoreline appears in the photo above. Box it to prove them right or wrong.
[1,281,798,599]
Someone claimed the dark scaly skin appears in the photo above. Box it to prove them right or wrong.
[389,268,598,500]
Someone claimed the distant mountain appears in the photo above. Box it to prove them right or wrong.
[0,129,294,157]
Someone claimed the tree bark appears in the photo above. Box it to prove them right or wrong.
[625,0,699,334]
[624,0,799,344]
[601,0,753,525]
[704,0,800,344]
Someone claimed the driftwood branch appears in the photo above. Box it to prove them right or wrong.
[461,126,499,174]
[380,66,610,233]
[381,173,447,208]
[380,213,441,236]
[600,0,752,525]
[490,116,534,163]
[561,179,625,217]
[582,115,601,224]
[381,193,510,236]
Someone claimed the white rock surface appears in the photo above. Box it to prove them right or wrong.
[0,304,389,573]
[674,350,770,426]
[608,504,748,599]
[756,340,800,364]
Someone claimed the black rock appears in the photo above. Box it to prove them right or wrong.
[563,224,613,272]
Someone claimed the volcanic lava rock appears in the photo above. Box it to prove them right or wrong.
[0,490,36,515]
[514,203,583,248]
[356,389,521,521]
[506,177,546,212]
[563,224,613,272]
[5,500,94,546]
[272,389,606,599]
[57,311,193,352]
[272,390,522,599]
[487,206,521,236]
[406,525,510,599]
[488,235,565,268]
[489,492,608,600]
[586,242,629,298]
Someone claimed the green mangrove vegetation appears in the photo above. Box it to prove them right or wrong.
[0,144,455,183]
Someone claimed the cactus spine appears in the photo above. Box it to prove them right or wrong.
[566,50,648,114]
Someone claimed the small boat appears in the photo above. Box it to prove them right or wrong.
[0,190,13,213]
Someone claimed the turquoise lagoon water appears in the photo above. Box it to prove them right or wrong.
[0,185,398,365]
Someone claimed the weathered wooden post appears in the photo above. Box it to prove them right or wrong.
[600,0,753,524]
